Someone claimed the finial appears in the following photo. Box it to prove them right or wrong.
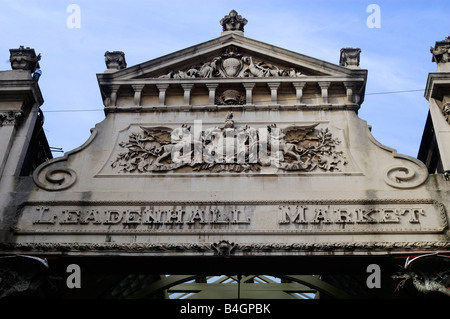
[430,35,450,72]
[220,10,247,36]
[339,48,361,69]
[105,51,127,72]
[9,46,41,72]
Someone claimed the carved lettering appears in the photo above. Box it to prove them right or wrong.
[104,210,122,224]
[380,209,399,223]
[27,204,433,232]
[401,208,425,223]
[33,206,57,224]
[230,209,251,224]
[60,210,80,224]
[80,210,101,225]
[279,206,307,224]
[334,209,353,223]
[143,209,163,224]
[311,209,331,224]
[355,209,378,223]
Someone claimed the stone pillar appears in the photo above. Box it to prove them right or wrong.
[205,83,219,105]
[132,84,145,106]
[425,36,450,172]
[344,82,356,104]
[292,82,306,105]
[181,84,194,108]
[0,47,44,184]
[318,81,330,104]
[243,82,256,106]
[267,82,280,105]
[157,84,170,106]
[108,85,120,107]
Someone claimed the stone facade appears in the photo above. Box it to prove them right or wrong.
[0,11,449,298]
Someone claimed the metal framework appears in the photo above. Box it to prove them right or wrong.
[107,274,352,299]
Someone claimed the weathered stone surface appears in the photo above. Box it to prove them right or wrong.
[0,16,448,259]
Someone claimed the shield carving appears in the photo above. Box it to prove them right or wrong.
[222,57,242,77]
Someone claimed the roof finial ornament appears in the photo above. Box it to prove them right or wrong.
[220,10,247,36]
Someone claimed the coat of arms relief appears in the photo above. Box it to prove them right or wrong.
[157,46,304,80]
[111,112,347,174]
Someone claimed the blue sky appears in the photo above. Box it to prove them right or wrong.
[1,0,448,158]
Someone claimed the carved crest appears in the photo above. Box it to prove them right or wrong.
[157,46,304,79]
[111,113,347,173]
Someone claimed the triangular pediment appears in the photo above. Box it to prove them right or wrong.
[100,33,364,81]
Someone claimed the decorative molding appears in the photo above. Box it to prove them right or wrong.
[366,126,428,189]
[33,128,98,191]
[16,198,447,235]
[0,111,23,127]
[2,241,449,254]
[21,197,444,206]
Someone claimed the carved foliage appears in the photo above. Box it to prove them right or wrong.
[111,113,347,173]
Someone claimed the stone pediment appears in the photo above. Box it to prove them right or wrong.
[99,33,365,80]
[97,34,367,111]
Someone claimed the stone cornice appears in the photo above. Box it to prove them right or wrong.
[425,72,450,101]
[0,78,44,107]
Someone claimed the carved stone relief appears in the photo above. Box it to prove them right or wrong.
[9,46,41,72]
[0,111,23,127]
[157,46,305,79]
[339,48,361,69]
[215,89,246,105]
[111,112,347,173]
[220,10,247,32]
[442,102,450,124]
[430,36,450,64]
[105,51,127,70]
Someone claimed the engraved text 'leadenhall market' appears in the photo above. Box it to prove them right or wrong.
[31,205,428,227]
